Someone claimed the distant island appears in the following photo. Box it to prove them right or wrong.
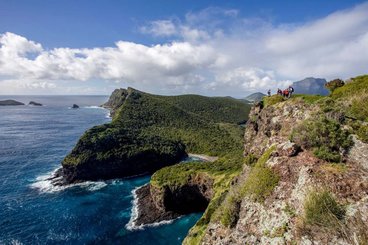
[0,99,25,106]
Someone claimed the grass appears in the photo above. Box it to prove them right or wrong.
[291,94,325,104]
[319,163,348,174]
[303,190,345,229]
[217,146,279,228]
[263,95,285,107]
[332,75,368,122]
[357,124,368,143]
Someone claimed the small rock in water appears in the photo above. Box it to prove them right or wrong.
[29,101,43,106]
[72,104,79,109]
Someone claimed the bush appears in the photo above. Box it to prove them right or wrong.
[303,190,345,228]
[325,79,345,92]
[290,116,353,162]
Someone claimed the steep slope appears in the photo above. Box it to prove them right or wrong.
[135,76,368,244]
[292,77,329,95]
[193,75,368,244]
[59,88,251,184]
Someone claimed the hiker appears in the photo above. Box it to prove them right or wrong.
[288,86,294,98]
[277,88,282,96]
[283,89,289,98]
[267,89,271,97]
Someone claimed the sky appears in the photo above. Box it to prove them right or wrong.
[0,0,367,96]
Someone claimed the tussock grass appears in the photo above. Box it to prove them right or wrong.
[303,190,345,228]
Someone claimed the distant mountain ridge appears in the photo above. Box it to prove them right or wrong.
[244,92,266,102]
[292,77,329,95]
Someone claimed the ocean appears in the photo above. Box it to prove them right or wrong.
[0,96,202,245]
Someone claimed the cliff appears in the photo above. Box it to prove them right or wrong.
[191,75,368,244]
[136,75,368,244]
[59,88,250,184]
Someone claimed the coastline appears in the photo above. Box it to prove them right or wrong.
[188,153,218,162]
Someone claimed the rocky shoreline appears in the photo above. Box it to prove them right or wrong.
[131,172,214,228]
[130,184,182,228]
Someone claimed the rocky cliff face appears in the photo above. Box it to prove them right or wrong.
[101,88,130,116]
[198,98,368,244]
[134,173,214,226]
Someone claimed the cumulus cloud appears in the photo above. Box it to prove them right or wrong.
[1,2,368,96]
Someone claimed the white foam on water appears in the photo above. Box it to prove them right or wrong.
[83,106,105,109]
[125,185,141,230]
[30,168,108,193]
[125,185,181,231]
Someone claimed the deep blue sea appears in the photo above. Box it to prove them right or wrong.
[0,96,201,245]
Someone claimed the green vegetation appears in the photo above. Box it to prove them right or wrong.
[290,116,353,162]
[332,75,368,121]
[303,190,345,228]
[244,153,257,167]
[290,94,324,104]
[63,88,250,169]
[325,79,345,93]
[215,146,279,228]
[262,95,285,107]
[357,124,368,143]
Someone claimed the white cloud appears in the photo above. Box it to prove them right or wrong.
[1,2,368,96]
[140,20,178,37]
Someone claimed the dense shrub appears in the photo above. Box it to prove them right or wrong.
[325,79,345,92]
[290,116,353,162]
[303,190,345,228]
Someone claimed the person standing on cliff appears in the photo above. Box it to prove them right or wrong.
[288,86,294,98]
[267,89,271,97]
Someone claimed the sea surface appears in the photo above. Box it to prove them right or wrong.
[0,96,202,245]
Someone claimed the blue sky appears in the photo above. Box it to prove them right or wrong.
[0,0,367,95]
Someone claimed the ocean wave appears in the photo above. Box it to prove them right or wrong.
[125,186,141,230]
[125,185,180,231]
[29,168,108,193]
[83,106,105,109]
